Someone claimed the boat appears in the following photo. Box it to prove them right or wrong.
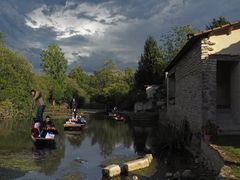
[114,115,125,121]
[64,120,87,131]
[64,123,86,131]
[108,112,117,117]
[31,135,55,147]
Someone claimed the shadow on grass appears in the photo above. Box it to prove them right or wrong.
[211,135,240,148]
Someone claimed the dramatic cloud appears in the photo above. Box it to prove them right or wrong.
[0,0,240,72]
[24,0,188,67]
[25,1,127,40]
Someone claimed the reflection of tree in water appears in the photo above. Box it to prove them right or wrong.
[31,119,65,175]
[132,127,149,154]
[87,115,132,157]
[65,132,86,147]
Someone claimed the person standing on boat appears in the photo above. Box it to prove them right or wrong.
[71,98,78,119]
[31,89,46,126]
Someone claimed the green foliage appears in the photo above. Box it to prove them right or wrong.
[64,77,87,106]
[135,36,165,89]
[32,75,52,102]
[40,44,68,103]
[69,67,90,89]
[160,25,195,62]
[206,16,230,29]
[41,44,67,83]
[124,67,135,88]
[0,46,33,111]
[89,60,131,107]
[0,32,3,46]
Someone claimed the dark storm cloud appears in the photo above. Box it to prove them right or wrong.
[0,0,240,72]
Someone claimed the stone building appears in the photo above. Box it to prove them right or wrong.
[134,85,159,112]
[165,21,240,134]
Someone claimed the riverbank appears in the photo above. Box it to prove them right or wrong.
[211,136,240,179]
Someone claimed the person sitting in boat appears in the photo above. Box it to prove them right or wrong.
[31,117,38,129]
[74,115,86,124]
[32,122,41,138]
[43,116,50,127]
[46,120,58,134]
[40,117,58,137]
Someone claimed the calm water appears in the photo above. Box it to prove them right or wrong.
[0,113,215,180]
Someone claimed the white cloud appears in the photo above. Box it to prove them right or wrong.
[24,0,189,67]
[25,1,126,40]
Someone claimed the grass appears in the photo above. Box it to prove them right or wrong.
[0,152,40,171]
[211,135,240,179]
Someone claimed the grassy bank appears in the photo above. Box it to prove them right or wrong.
[211,136,240,179]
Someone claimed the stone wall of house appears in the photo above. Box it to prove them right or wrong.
[167,40,203,133]
[201,57,217,125]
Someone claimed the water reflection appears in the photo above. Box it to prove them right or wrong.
[64,131,86,147]
[87,115,133,157]
[0,113,214,179]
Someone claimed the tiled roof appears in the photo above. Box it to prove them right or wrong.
[165,21,240,72]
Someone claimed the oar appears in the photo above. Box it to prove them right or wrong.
[29,101,34,122]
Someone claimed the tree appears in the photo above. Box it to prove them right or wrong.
[160,25,195,62]
[134,36,165,89]
[206,16,230,29]
[0,45,33,111]
[69,66,90,90]
[93,60,123,89]
[41,44,68,103]
[41,44,67,83]
[124,67,135,88]
[90,60,131,106]
[0,32,3,46]
[64,77,87,107]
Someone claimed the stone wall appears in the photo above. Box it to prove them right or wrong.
[167,40,203,133]
[201,57,217,125]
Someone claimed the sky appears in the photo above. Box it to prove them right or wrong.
[0,0,239,72]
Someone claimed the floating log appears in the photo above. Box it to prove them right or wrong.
[123,158,149,172]
[102,164,121,178]
[123,154,153,172]
[102,154,153,178]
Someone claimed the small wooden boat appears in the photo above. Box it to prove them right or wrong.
[108,112,117,117]
[114,116,125,121]
[64,122,87,131]
[31,136,55,147]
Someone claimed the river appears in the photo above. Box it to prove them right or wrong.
[0,112,215,180]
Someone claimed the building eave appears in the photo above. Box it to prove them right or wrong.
[164,21,240,72]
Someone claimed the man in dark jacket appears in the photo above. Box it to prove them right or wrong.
[31,89,46,126]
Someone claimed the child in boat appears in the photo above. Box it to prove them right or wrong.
[46,120,58,134]
[76,115,86,124]
[40,117,58,137]
[32,122,41,138]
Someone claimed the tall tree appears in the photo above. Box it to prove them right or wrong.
[206,16,230,29]
[41,44,67,83]
[41,44,68,103]
[0,32,4,46]
[134,36,165,89]
[160,25,195,62]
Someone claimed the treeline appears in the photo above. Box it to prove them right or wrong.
[0,41,135,115]
[0,16,229,116]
